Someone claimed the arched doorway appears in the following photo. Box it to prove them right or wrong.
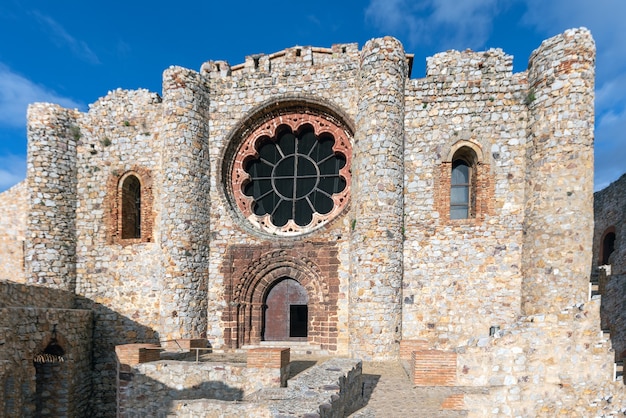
[263,277,309,341]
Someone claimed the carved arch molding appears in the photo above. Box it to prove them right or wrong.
[222,244,340,350]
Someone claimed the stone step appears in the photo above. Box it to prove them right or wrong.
[615,361,623,381]
[241,341,327,356]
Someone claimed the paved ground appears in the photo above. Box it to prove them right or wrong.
[347,361,470,418]
[194,351,477,417]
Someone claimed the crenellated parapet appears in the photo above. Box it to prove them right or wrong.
[201,43,361,79]
[425,48,513,81]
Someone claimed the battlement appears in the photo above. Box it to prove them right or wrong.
[425,48,513,81]
[201,42,411,79]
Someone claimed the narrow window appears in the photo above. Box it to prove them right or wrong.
[601,231,616,265]
[450,159,470,219]
[121,175,141,239]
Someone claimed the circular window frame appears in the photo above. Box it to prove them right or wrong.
[227,106,352,236]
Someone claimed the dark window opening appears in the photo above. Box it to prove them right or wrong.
[602,231,616,265]
[243,126,346,228]
[451,159,470,219]
[121,175,141,239]
[290,305,308,337]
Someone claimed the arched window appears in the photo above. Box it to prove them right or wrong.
[121,175,141,239]
[601,228,616,265]
[451,159,470,219]
[450,147,478,220]
[435,141,492,222]
[106,167,153,245]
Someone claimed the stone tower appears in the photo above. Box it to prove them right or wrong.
[522,28,596,314]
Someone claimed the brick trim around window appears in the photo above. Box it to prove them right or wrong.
[106,167,154,245]
[434,141,494,223]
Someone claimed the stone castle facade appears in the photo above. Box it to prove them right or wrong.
[1,27,625,416]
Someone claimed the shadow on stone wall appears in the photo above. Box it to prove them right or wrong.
[74,295,162,416]
[0,280,164,417]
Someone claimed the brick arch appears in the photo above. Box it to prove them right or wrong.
[225,248,338,350]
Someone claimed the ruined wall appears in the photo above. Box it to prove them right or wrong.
[402,46,528,348]
[594,173,626,359]
[0,182,27,283]
[0,282,92,417]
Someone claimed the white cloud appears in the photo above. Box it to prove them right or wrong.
[0,63,81,128]
[32,11,100,65]
[0,153,26,192]
[365,0,502,50]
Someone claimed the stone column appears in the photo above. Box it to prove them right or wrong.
[522,28,596,314]
[350,37,407,360]
[25,103,79,296]
[159,67,211,340]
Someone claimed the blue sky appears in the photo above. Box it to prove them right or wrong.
[0,0,623,192]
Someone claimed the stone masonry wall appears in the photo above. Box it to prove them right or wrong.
[402,47,527,347]
[0,182,27,283]
[457,298,625,417]
[594,173,626,360]
[73,88,165,416]
[26,103,79,293]
[203,43,360,353]
[350,36,407,360]
[3,28,616,416]
[159,67,210,341]
[522,28,595,315]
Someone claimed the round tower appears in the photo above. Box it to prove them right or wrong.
[522,28,596,314]
[350,37,407,360]
[25,103,79,296]
[159,67,211,340]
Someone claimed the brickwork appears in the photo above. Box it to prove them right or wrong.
[411,350,457,386]
[247,347,290,369]
[222,243,340,351]
[105,166,154,245]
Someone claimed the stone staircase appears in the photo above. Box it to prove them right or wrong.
[591,265,623,381]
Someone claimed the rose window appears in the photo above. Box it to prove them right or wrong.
[232,113,351,235]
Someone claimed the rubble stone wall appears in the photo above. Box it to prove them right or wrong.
[0,182,27,283]
[594,173,626,359]
[0,293,92,417]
